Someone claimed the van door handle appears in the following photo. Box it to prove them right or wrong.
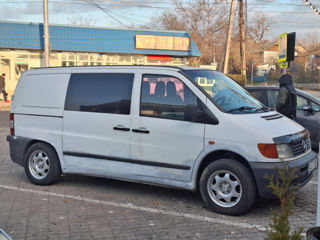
[113,125,130,131]
[132,128,150,134]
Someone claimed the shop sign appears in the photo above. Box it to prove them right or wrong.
[136,35,190,51]
[147,56,171,61]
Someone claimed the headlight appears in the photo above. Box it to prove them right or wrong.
[258,143,293,159]
[276,144,293,159]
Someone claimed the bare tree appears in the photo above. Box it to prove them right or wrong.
[247,13,273,43]
[146,0,229,65]
[301,32,320,52]
[68,15,96,26]
[145,0,273,72]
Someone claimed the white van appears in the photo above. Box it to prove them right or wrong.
[7,66,317,215]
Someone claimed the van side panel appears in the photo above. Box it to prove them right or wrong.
[14,73,70,117]
[11,72,69,170]
[14,115,65,169]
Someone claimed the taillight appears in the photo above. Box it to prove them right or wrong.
[10,113,14,136]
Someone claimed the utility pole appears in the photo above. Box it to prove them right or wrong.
[245,0,248,38]
[43,0,50,67]
[239,0,247,80]
[223,0,236,74]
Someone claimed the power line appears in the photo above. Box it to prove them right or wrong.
[303,0,320,16]
[84,0,129,27]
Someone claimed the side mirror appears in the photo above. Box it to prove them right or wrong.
[0,228,12,240]
[303,105,313,113]
[307,227,320,240]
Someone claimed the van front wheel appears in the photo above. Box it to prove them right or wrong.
[24,143,61,185]
[199,159,256,215]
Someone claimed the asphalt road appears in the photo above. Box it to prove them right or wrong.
[0,110,318,240]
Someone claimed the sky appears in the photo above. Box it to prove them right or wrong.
[0,0,319,40]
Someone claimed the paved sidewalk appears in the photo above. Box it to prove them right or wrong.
[0,101,10,111]
[0,109,318,240]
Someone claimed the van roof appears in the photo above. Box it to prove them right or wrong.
[24,65,206,75]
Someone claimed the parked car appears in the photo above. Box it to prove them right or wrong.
[246,86,320,149]
[0,228,12,240]
[7,67,317,215]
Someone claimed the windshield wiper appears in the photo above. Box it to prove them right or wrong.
[227,106,256,113]
[254,107,271,112]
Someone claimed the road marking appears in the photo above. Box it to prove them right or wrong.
[0,184,266,231]
[309,181,317,185]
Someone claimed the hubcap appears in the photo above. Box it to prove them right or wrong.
[207,170,242,208]
[28,150,50,180]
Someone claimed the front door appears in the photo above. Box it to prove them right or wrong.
[131,74,205,182]
[295,94,318,146]
[63,73,134,176]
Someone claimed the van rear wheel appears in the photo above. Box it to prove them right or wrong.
[199,159,256,215]
[24,143,61,185]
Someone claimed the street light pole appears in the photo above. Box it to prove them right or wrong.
[43,0,50,67]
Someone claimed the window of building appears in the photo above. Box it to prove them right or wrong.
[65,73,134,115]
[147,60,160,65]
[119,55,131,63]
[140,75,203,121]
[30,53,41,59]
[171,57,184,65]
[106,55,118,64]
[132,55,145,64]
[15,54,28,59]
[79,55,88,61]
[69,55,75,60]
[50,53,58,60]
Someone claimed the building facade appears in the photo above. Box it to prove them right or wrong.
[0,21,201,93]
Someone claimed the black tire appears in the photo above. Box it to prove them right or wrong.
[24,142,61,185]
[199,159,256,215]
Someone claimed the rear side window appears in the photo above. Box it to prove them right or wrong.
[65,73,134,114]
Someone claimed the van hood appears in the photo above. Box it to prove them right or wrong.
[222,111,304,143]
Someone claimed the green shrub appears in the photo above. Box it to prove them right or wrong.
[228,74,246,86]
[265,71,281,85]
[264,163,303,240]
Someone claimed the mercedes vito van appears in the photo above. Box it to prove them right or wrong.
[7,66,317,215]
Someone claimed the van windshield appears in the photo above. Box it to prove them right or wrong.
[183,69,268,113]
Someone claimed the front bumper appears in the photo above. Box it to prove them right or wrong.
[249,150,317,198]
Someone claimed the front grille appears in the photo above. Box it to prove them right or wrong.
[290,137,311,157]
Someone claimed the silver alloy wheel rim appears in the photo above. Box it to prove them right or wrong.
[28,150,50,180]
[207,170,242,208]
